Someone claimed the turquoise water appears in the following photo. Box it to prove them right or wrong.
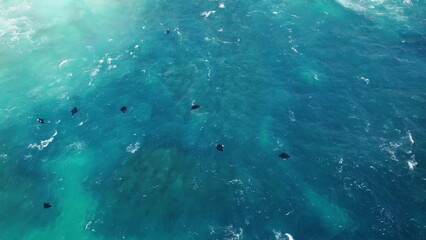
[1,0,425,239]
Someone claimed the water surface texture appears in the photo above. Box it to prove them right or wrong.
[1,0,425,239]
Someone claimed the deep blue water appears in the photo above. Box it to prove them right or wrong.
[0,0,425,239]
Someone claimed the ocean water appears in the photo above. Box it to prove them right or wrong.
[0,0,425,239]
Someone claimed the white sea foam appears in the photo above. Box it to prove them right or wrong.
[335,0,368,12]
[224,225,243,240]
[227,179,243,185]
[219,3,225,9]
[358,76,370,84]
[90,68,100,78]
[201,11,216,18]
[273,230,295,240]
[288,110,296,122]
[66,141,86,151]
[89,67,100,85]
[28,131,58,150]
[338,157,344,173]
[335,0,409,23]
[273,230,283,239]
[403,0,412,5]
[407,131,414,144]
[126,141,140,153]
[0,2,34,48]
[380,141,402,161]
[407,160,417,170]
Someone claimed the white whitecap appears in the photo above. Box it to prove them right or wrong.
[84,221,92,230]
[285,233,294,240]
[273,230,294,240]
[358,76,370,84]
[335,0,409,23]
[59,59,70,68]
[107,65,117,70]
[407,131,414,144]
[227,179,243,185]
[0,3,34,47]
[28,131,58,150]
[201,11,216,18]
[407,160,417,170]
[219,3,225,9]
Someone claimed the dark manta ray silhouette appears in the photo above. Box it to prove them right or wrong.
[43,202,51,209]
[37,118,45,124]
[71,107,78,115]
[120,106,127,113]
[279,152,290,159]
[216,144,224,152]
[191,104,200,110]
